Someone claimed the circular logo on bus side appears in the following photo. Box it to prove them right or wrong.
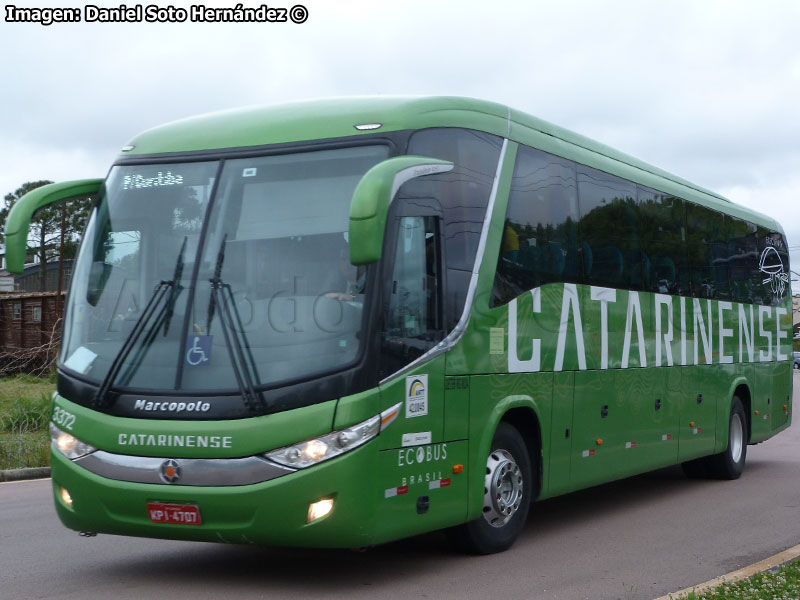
[758,246,788,297]
[160,459,182,484]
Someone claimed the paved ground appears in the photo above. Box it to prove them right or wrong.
[1,371,797,600]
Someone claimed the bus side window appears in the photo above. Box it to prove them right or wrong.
[638,188,688,296]
[577,165,640,291]
[756,230,790,306]
[727,216,758,304]
[406,128,502,330]
[687,204,729,300]
[491,145,579,307]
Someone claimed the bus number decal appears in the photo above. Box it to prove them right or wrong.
[52,407,76,431]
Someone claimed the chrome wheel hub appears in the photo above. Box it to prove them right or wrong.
[730,413,744,463]
[482,449,523,528]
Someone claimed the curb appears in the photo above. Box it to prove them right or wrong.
[0,467,51,482]
[654,543,800,599]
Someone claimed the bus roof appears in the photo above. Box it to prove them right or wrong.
[123,96,782,233]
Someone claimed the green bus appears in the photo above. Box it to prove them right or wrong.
[5,97,793,554]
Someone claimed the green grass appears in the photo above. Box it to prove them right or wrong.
[0,374,55,470]
[0,431,50,470]
[684,560,800,599]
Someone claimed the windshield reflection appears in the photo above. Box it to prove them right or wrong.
[61,145,389,396]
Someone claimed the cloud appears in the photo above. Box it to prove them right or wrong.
[1,0,799,291]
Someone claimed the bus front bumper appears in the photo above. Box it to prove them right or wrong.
[50,442,379,548]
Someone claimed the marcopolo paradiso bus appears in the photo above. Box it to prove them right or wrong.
[5,97,792,554]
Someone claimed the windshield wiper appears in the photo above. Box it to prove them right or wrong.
[162,237,187,336]
[207,235,266,413]
[93,239,187,408]
[115,236,189,387]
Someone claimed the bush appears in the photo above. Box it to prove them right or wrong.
[0,431,50,470]
[0,376,55,469]
[0,393,51,433]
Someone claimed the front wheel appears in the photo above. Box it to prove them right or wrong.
[446,422,533,554]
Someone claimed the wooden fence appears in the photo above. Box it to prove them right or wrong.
[0,291,65,375]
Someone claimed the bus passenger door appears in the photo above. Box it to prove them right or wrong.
[376,205,446,454]
[377,199,447,411]
[375,201,467,537]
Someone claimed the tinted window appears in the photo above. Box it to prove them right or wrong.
[727,216,758,303]
[686,203,728,299]
[638,187,689,295]
[492,146,579,306]
[405,128,503,327]
[756,229,790,306]
[577,166,642,290]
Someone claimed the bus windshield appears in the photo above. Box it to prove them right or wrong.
[61,145,390,394]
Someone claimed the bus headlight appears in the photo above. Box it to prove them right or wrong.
[50,423,96,459]
[265,402,401,469]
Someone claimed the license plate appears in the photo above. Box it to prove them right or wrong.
[147,502,202,525]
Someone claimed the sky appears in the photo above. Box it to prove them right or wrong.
[1,0,799,292]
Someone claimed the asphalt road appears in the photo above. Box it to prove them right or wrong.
[1,372,798,600]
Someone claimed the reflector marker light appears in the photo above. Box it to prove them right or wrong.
[428,478,451,490]
[384,485,409,498]
[693,427,702,435]
[625,441,637,449]
[662,433,672,441]
[581,449,596,458]
[763,414,769,420]
[380,402,402,430]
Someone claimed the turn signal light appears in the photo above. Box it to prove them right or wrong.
[596,439,603,446]
[452,464,464,474]
[755,410,760,415]
[689,421,695,427]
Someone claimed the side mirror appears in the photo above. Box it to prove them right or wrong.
[86,261,112,306]
[4,179,103,274]
[348,156,452,265]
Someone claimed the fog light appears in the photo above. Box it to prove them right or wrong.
[307,498,334,523]
[59,486,73,508]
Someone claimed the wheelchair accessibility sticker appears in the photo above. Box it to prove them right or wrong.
[185,335,212,366]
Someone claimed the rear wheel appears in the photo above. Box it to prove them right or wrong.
[447,422,532,554]
[681,396,747,480]
[706,396,747,479]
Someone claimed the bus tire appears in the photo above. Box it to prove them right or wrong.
[446,422,532,554]
[706,396,747,480]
